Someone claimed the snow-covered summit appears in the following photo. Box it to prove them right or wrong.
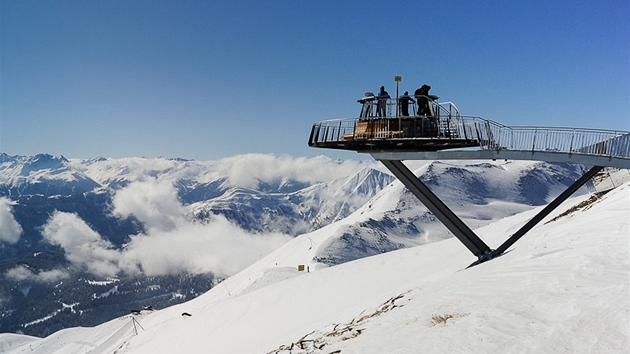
[0,153,100,196]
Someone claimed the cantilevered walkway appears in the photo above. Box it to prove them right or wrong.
[308,95,630,266]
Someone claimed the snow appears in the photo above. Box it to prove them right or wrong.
[3,179,628,353]
[308,160,588,267]
[94,286,119,299]
[0,334,38,353]
[594,168,630,193]
[23,310,63,329]
[85,279,119,286]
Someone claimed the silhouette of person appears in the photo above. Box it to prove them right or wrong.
[414,84,432,116]
[399,91,415,116]
[376,86,390,117]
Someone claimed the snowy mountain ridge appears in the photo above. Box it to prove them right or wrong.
[0,154,392,336]
[0,153,390,243]
[310,160,588,266]
[2,172,627,354]
[0,153,594,338]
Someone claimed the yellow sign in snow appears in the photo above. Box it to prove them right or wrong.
[394,75,402,82]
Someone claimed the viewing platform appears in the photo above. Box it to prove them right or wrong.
[308,90,630,266]
[308,93,630,169]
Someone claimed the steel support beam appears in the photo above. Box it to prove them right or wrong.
[379,159,493,261]
[380,160,604,267]
[489,165,605,258]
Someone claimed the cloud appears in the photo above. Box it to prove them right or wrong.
[0,197,23,244]
[215,154,377,189]
[41,211,121,277]
[38,155,381,278]
[110,177,186,233]
[123,215,289,277]
[42,179,292,278]
[5,265,69,283]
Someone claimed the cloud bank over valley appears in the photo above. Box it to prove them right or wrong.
[0,154,379,280]
[34,178,292,279]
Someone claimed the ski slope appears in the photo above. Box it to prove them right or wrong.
[2,182,628,353]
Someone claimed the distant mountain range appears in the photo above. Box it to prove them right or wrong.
[0,153,393,336]
[0,153,589,336]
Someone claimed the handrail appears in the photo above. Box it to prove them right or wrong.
[308,114,630,161]
[480,122,630,159]
[357,96,460,119]
[435,101,460,118]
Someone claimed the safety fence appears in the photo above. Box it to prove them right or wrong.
[309,115,630,161]
[481,120,630,159]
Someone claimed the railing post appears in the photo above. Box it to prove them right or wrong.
[447,115,452,139]
[475,121,484,148]
[531,128,537,152]
[609,133,614,158]
[485,121,495,149]
[493,123,500,150]
[337,120,342,141]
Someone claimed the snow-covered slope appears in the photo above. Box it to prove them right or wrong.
[0,154,391,336]
[0,154,592,337]
[311,160,588,266]
[4,180,627,353]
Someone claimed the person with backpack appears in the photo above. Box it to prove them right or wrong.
[414,84,433,116]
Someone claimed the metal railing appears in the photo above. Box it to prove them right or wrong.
[357,96,459,119]
[309,118,357,144]
[481,121,630,159]
[309,113,630,161]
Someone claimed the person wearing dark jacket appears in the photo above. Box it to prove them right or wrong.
[399,91,415,116]
[414,84,439,136]
[414,84,432,116]
[376,86,390,117]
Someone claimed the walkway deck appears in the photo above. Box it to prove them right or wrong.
[309,116,630,169]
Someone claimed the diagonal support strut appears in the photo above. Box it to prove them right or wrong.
[379,160,493,261]
[379,160,604,267]
[488,165,604,259]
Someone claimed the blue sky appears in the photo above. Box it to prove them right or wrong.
[1,0,628,161]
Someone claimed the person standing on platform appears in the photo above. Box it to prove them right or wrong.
[414,84,432,116]
[377,86,390,117]
[399,91,415,116]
